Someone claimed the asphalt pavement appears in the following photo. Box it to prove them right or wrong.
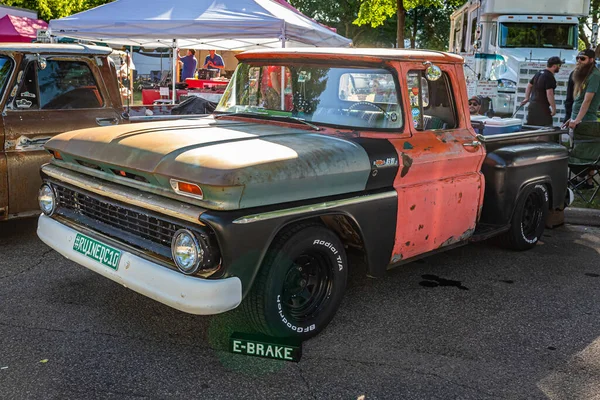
[1,217,600,399]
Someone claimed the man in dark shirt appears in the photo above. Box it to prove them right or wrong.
[521,56,563,126]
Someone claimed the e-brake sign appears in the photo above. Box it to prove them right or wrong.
[230,332,302,362]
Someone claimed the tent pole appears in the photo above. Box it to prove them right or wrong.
[172,39,177,105]
[280,23,286,110]
[129,45,134,107]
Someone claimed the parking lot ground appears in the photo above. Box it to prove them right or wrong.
[1,218,600,399]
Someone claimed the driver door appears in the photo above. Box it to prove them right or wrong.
[388,62,486,261]
[2,55,121,216]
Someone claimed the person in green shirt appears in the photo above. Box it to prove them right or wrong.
[568,49,600,127]
[566,49,600,189]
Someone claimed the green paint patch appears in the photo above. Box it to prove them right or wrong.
[403,142,414,150]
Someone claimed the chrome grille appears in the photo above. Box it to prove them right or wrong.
[55,185,182,247]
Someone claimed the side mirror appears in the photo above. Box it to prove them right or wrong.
[36,54,47,70]
[424,62,442,81]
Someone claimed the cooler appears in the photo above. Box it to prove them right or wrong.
[482,117,522,135]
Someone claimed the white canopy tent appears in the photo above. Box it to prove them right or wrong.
[49,0,352,103]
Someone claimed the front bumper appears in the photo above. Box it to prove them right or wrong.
[37,214,242,315]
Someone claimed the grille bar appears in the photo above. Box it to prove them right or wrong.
[55,185,183,247]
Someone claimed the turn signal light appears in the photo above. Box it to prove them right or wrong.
[170,179,204,200]
[49,150,63,160]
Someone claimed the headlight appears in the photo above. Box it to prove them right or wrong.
[497,79,517,90]
[171,229,205,274]
[38,184,56,216]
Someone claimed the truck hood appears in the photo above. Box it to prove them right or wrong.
[495,47,578,83]
[46,117,376,210]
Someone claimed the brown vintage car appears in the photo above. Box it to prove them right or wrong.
[0,44,126,221]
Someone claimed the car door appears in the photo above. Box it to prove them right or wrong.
[2,54,122,217]
[388,62,486,261]
[0,53,15,220]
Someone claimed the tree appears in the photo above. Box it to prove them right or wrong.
[2,0,113,21]
[353,0,463,48]
[289,0,376,45]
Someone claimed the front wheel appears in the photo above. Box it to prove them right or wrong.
[500,184,549,250]
[242,223,348,340]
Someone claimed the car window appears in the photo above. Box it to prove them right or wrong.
[407,70,457,131]
[219,64,403,131]
[38,60,103,109]
[14,62,39,110]
[0,56,14,101]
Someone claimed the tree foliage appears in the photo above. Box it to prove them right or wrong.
[2,0,113,21]
[354,0,442,29]
[353,0,465,48]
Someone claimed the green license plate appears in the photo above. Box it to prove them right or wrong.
[73,233,121,270]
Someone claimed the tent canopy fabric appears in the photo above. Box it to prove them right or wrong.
[0,15,47,43]
[49,0,351,50]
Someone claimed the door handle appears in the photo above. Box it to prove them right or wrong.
[463,140,481,148]
[96,117,119,126]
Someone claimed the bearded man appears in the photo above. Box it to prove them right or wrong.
[566,49,600,189]
[567,49,600,128]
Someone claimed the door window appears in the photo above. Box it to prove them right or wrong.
[14,62,39,110]
[37,60,103,109]
[0,56,13,101]
[407,70,457,131]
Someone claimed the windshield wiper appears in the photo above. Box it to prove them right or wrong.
[214,111,321,131]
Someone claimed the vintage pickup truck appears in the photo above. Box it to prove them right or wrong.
[0,44,128,221]
[37,48,569,340]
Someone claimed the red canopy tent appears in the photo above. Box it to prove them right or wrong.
[0,14,48,43]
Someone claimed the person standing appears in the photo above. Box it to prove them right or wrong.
[178,49,197,81]
[203,50,225,76]
[521,56,563,126]
[565,49,600,189]
[566,49,600,128]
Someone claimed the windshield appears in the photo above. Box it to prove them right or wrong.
[216,63,403,130]
[499,23,577,49]
[0,56,13,100]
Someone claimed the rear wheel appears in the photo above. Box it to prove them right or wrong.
[242,223,347,340]
[500,184,549,250]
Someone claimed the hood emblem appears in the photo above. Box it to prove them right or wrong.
[373,158,398,168]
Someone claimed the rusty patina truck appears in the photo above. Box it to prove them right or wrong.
[37,48,568,340]
[0,44,127,221]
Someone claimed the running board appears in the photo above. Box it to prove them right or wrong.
[470,223,510,242]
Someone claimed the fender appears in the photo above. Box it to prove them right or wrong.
[201,189,398,298]
[479,142,568,226]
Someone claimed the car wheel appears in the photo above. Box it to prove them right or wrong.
[501,184,549,251]
[242,223,348,340]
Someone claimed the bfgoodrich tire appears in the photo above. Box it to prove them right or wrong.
[501,184,549,251]
[242,223,348,340]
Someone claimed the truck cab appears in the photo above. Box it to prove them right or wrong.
[0,44,125,221]
[37,48,569,341]
[450,0,588,116]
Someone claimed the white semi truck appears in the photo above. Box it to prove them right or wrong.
[450,0,591,117]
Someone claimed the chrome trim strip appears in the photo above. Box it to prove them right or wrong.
[42,163,206,225]
[232,191,398,224]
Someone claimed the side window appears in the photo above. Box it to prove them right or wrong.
[14,62,39,110]
[38,60,103,109]
[407,70,457,131]
[338,72,398,104]
[490,22,497,46]
[471,17,478,49]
